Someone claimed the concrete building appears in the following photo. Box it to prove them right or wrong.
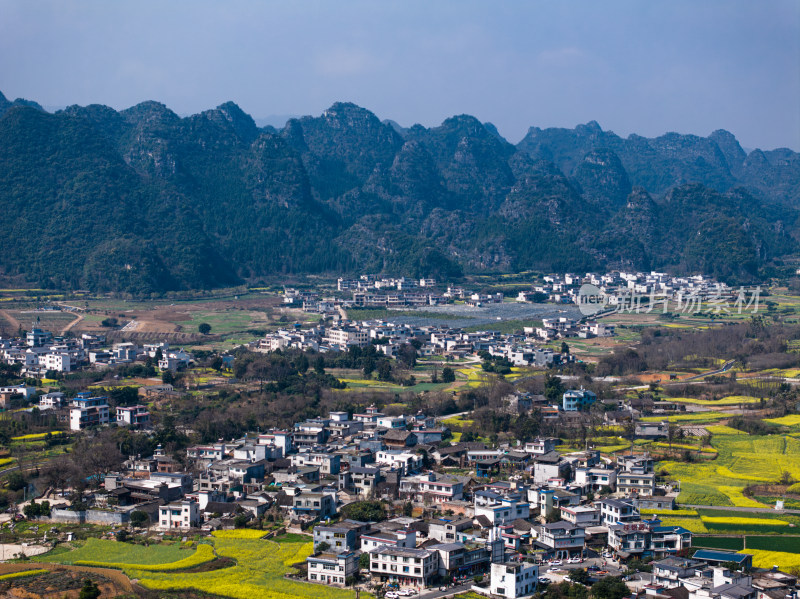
[562,389,597,412]
[313,520,371,553]
[490,561,539,599]
[116,405,151,427]
[158,500,199,530]
[69,394,110,430]
[369,546,438,588]
[307,551,357,586]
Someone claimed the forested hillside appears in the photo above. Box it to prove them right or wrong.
[0,90,798,293]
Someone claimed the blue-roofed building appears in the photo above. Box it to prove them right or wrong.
[693,549,753,570]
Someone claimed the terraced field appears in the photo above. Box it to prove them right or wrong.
[662,434,800,506]
[35,533,365,599]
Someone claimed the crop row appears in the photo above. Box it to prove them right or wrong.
[0,569,48,581]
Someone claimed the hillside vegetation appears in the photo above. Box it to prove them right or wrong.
[1,91,798,293]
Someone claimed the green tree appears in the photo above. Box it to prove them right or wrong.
[403,501,413,517]
[23,502,40,519]
[544,374,565,403]
[359,552,370,569]
[233,514,248,528]
[591,576,629,599]
[130,510,149,527]
[377,360,392,381]
[162,369,175,385]
[198,323,212,335]
[314,355,325,375]
[569,568,590,584]
[441,367,455,383]
[340,501,386,522]
[79,579,101,599]
[6,472,26,492]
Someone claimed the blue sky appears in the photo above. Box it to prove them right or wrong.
[1,0,798,150]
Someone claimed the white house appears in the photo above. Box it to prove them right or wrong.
[490,561,539,599]
[116,405,151,427]
[158,500,199,530]
[307,551,357,586]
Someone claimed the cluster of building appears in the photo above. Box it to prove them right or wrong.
[642,552,800,599]
[41,403,694,589]
[253,319,581,366]
[283,271,735,315]
[0,328,193,376]
[29,391,799,599]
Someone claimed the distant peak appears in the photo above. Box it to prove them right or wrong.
[323,102,378,120]
[216,100,245,116]
[442,114,484,129]
[121,100,179,124]
[482,121,507,143]
[577,120,602,133]
[710,128,737,140]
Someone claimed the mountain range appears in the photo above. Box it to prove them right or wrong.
[1,90,798,293]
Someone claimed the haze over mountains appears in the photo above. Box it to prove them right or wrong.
[1,90,798,294]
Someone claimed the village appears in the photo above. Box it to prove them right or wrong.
[0,270,795,599]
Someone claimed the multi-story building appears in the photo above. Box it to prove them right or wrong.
[490,561,539,599]
[617,471,656,495]
[560,505,600,528]
[652,557,704,588]
[537,521,586,559]
[428,518,473,543]
[38,352,71,372]
[290,452,341,475]
[399,472,467,504]
[326,328,369,348]
[523,438,558,455]
[360,529,416,552]
[313,520,371,553]
[607,521,692,558]
[369,546,438,588]
[474,493,530,525]
[375,450,422,475]
[292,491,336,520]
[562,389,597,412]
[116,405,151,427]
[599,498,640,526]
[157,499,199,530]
[307,551,357,586]
[346,466,384,497]
[38,391,66,409]
[69,393,110,431]
[574,467,617,491]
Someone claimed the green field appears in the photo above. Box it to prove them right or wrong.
[668,396,761,406]
[642,412,732,424]
[35,533,363,599]
[692,536,745,550]
[175,310,269,335]
[35,537,193,566]
[765,415,800,427]
[662,434,800,506]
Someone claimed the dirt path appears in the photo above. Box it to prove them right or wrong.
[60,313,83,334]
[0,309,20,334]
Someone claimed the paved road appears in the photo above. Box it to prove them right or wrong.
[417,582,474,599]
[683,360,737,382]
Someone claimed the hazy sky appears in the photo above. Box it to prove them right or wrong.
[2,0,799,150]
